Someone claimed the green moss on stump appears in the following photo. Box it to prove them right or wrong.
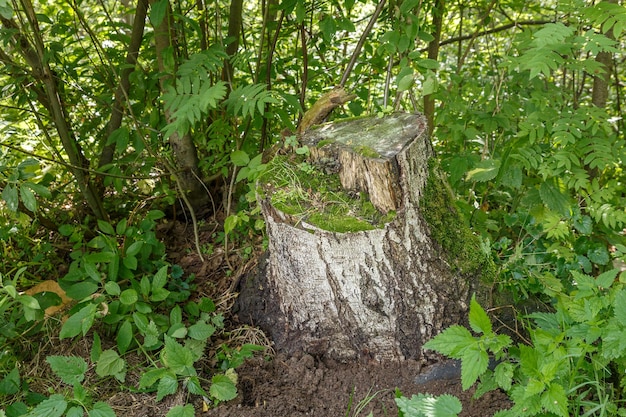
[421,160,497,282]
[259,156,395,233]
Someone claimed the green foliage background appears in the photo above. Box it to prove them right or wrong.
[1,0,626,415]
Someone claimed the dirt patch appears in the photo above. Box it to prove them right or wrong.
[204,352,510,416]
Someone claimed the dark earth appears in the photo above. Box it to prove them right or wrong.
[24,218,511,416]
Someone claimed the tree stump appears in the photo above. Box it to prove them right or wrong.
[236,112,495,361]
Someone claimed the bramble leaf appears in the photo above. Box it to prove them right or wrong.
[157,373,178,401]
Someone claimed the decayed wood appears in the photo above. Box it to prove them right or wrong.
[302,113,424,213]
[296,87,356,135]
[238,113,488,362]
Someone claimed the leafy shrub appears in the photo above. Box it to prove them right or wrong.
[424,270,626,417]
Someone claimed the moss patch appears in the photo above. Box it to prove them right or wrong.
[421,160,496,282]
[353,145,380,159]
[258,155,395,233]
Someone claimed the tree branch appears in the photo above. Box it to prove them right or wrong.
[98,0,148,172]
[340,0,386,88]
[436,20,553,50]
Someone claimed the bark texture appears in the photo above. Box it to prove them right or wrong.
[238,113,492,361]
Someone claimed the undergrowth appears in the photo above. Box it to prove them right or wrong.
[0,212,265,416]
[424,273,626,417]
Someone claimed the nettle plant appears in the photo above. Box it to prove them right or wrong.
[425,269,626,417]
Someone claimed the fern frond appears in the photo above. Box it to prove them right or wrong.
[223,84,281,119]
[161,47,228,138]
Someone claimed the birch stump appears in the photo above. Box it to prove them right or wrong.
[237,112,495,361]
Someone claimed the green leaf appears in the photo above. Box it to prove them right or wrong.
[210,374,238,402]
[162,336,195,375]
[97,220,116,235]
[165,404,195,417]
[46,356,87,385]
[168,322,188,338]
[539,181,570,217]
[140,276,151,297]
[143,320,161,349]
[152,265,168,290]
[468,295,492,335]
[596,268,618,289]
[120,289,138,306]
[199,297,216,313]
[170,305,183,325]
[139,368,170,389]
[461,347,489,390]
[423,326,475,358]
[572,215,593,235]
[151,287,171,302]
[494,362,514,391]
[125,241,143,257]
[19,184,37,212]
[614,290,626,326]
[186,375,207,396]
[96,349,126,382]
[397,73,414,92]
[25,394,67,417]
[2,184,18,211]
[60,304,97,339]
[66,406,83,417]
[0,368,20,395]
[0,0,13,19]
[117,319,133,355]
[87,402,117,417]
[157,374,178,401]
[422,73,438,96]
[105,281,121,296]
[123,255,138,270]
[230,150,250,167]
[91,332,102,362]
[319,15,336,42]
[224,215,238,235]
[18,294,40,310]
[85,252,116,263]
[466,159,500,182]
[22,181,50,200]
[588,246,610,266]
[188,322,216,341]
[150,0,168,27]
[541,383,568,417]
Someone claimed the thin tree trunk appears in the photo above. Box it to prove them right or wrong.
[150,0,209,212]
[424,0,445,134]
[222,0,243,84]
[2,2,107,221]
[591,0,616,109]
[98,0,148,173]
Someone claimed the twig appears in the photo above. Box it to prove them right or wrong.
[339,0,387,87]
[173,175,205,263]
